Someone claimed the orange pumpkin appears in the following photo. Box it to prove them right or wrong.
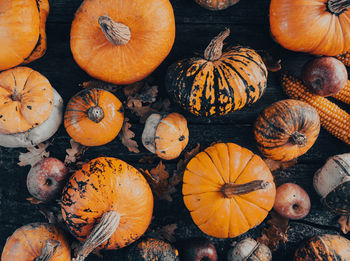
[64,88,124,146]
[1,223,71,261]
[61,157,153,260]
[270,0,350,56]
[142,112,189,160]
[194,0,240,10]
[183,143,276,238]
[70,0,175,84]
[0,0,49,70]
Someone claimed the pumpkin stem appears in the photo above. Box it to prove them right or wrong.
[222,180,270,198]
[73,211,121,261]
[290,131,307,146]
[204,28,230,61]
[99,15,131,45]
[328,0,350,15]
[87,106,105,123]
[34,240,60,261]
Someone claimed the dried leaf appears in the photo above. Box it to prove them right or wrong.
[257,210,289,251]
[18,142,50,167]
[257,50,282,72]
[64,139,88,166]
[148,224,178,243]
[152,98,171,112]
[210,140,223,146]
[123,81,144,96]
[81,80,119,93]
[119,118,139,153]
[139,155,158,164]
[39,205,60,224]
[338,215,350,234]
[264,158,297,172]
[26,197,43,205]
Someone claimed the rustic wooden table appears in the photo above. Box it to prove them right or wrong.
[1,0,349,260]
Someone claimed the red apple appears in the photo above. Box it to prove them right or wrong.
[273,183,311,220]
[302,57,347,97]
[27,157,68,202]
[179,238,217,261]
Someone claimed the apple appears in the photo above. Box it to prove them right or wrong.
[302,57,347,97]
[273,183,311,220]
[27,157,68,202]
[179,238,217,261]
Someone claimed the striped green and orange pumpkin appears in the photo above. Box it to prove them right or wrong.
[165,28,267,117]
[254,99,320,162]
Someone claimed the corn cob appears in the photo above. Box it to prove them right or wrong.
[333,80,350,104]
[335,51,350,67]
[281,73,350,145]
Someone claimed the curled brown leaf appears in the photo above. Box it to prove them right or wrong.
[119,118,139,153]
[18,142,51,167]
[264,158,297,172]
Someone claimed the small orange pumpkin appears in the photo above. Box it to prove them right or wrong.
[64,88,124,146]
[0,0,49,70]
[142,112,189,160]
[194,0,240,10]
[1,223,71,261]
[183,143,276,238]
[61,157,153,260]
[70,0,175,84]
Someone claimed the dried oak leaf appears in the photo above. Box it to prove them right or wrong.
[338,215,350,234]
[81,80,119,93]
[119,118,139,153]
[123,81,144,97]
[148,224,178,243]
[64,139,88,166]
[18,142,50,167]
[264,158,297,172]
[257,210,290,251]
[257,50,282,72]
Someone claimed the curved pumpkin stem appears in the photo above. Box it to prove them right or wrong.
[290,131,307,146]
[34,240,60,261]
[87,106,105,123]
[222,180,270,198]
[73,211,121,261]
[99,15,131,45]
[328,0,350,15]
[204,28,230,61]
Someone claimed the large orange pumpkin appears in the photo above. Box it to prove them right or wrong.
[61,157,153,260]
[270,0,350,56]
[183,143,276,238]
[70,0,175,84]
[0,0,49,70]
[1,223,71,261]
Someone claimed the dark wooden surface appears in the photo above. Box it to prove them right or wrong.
[1,0,350,260]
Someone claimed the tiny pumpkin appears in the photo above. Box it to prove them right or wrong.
[1,223,71,261]
[64,88,124,146]
[194,0,240,11]
[61,157,153,261]
[165,28,267,117]
[183,143,276,238]
[254,99,320,162]
[142,112,189,160]
[70,0,175,84]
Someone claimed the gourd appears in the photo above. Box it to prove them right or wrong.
[227,238,272,261]
[0,0,49,70]
[0,67,63,148]
[70,0,175,84]
[64,88,124,146]
[182,143,276,238]
[254,99,320,162]
[165,28,267,117]
[1,223,71,261]
[61,157,153,261]
[194,0,240,11]
[270,0,350,56]
[142,112,189,160]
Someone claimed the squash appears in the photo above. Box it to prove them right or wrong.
[1,223,71,261]
[142,112,189,160]
[70,0,175,85]
[0,67,63,148]
[165,28,267,117]
[64,88,124,147]
[270,0,350,56]
[294,234,350,260]
[254,99,320,162]
[194,0,240,11]
[0,0,49,70]
[182,143,276,238]
[61,157,153,261]
[227,238,272,261]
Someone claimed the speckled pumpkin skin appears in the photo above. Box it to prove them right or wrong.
[294,234,350,260]
[61,157,153,250]
[165,46,267,117]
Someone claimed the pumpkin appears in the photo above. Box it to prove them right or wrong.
[0,0,49,70]
[64,88,124,147]
[0,67,63,148]
[182,143,276,238]
[165,28,267,117]
[1,223,71,261]
[294,234,350,260]
[142,112,189,160]
[61,157,153,261]
[227,238,272,261]
[70,0,175,85]
[254,99,320,162]
[270,0,350,56]
[194,0,240,11]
